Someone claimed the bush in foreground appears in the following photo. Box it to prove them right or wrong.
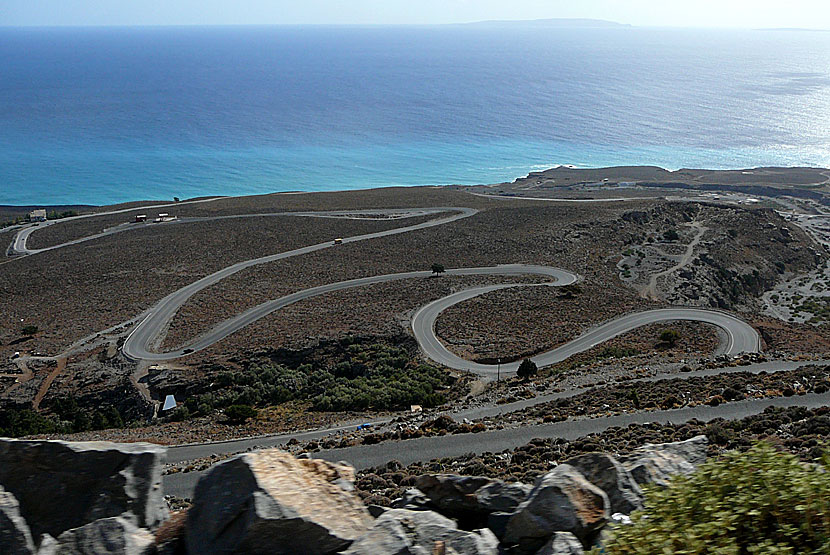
[597,442,830,554]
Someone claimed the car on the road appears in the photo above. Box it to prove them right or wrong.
[333,238,343,245]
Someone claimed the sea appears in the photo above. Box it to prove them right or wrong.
[1,24,829,206]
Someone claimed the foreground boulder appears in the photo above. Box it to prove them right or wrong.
[648,434,708,465]
[346,509,498,555]
[414,474,532,524]
[0,439,167,541]
[619,435,708,487]
[48,516,154,555]
[186,450,373,555]
[390,488,434,511]
[504,464,609,552]
[564,453,643,515]
[0,486,35,555]
[535,531,584,555]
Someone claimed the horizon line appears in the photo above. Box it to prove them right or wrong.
[1,18,829,32]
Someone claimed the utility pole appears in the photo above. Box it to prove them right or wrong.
[497,358,501,384]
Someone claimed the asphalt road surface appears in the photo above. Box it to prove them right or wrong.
[413,298,759,375]
[8,196,791,501]
[104,204,760,376]
[160,357,830,464]
[9,206,442,256]
[123,263,570,361]
[121,207,478,360]
[163,390,830,498]
[9,196,224,255]
[13,200,759,375]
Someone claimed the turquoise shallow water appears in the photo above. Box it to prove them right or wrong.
[1,25,829,205]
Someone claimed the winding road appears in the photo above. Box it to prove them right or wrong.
[9,197,224,255]
[7,193,825,501]
[115,206,759,371]
[10,203,760,375]
[9,206,444,256]
[413,296,758,376]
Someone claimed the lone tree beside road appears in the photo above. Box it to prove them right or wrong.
[431,263,445,276]
[21,325,38,337]
[517,358,538,380]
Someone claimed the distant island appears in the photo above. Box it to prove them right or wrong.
[464,18,631,28]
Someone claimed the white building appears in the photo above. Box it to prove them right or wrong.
[28,209,47,222]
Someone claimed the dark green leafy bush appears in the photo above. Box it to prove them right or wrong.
[0,398,126,437]
[658,328,680,346]
[0,408,61,437]
[663,229,680,241]
[224,404,257,424]
[181,342,452,417]
[597,442,830,554]
[517,358,538,380]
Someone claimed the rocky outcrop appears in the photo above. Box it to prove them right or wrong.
[346,509,498,555]
[342,516,413,555]
[0,435,711,555]
[185,449,373,555]
[381,438,708,554]
[535,531,584,555]
[564,453,644,514]
[620,435,708,487]
[414,474,532,523]
[0,486,35,555]
[50,516,154,555]
[503,464,609,551]
[0,438,167,541]
[644,434,708,465]
[390,488,433,511]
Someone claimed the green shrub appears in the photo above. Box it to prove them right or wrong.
[170,406,190,422]
[224,404,257,424]
[659,328,680,346]
[45,210,78,220]
[50,397,126,433]
[0,408,62,437]
[663,229,680,241]
[596,442,830,554]
[517,358,538,380]
[21,325,38,336]
[182,342,453,416]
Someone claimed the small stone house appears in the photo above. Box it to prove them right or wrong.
[28,209,47,222]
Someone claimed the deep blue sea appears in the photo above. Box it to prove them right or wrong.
[1,25,829,205]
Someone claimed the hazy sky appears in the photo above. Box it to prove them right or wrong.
[2,0,830,29]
